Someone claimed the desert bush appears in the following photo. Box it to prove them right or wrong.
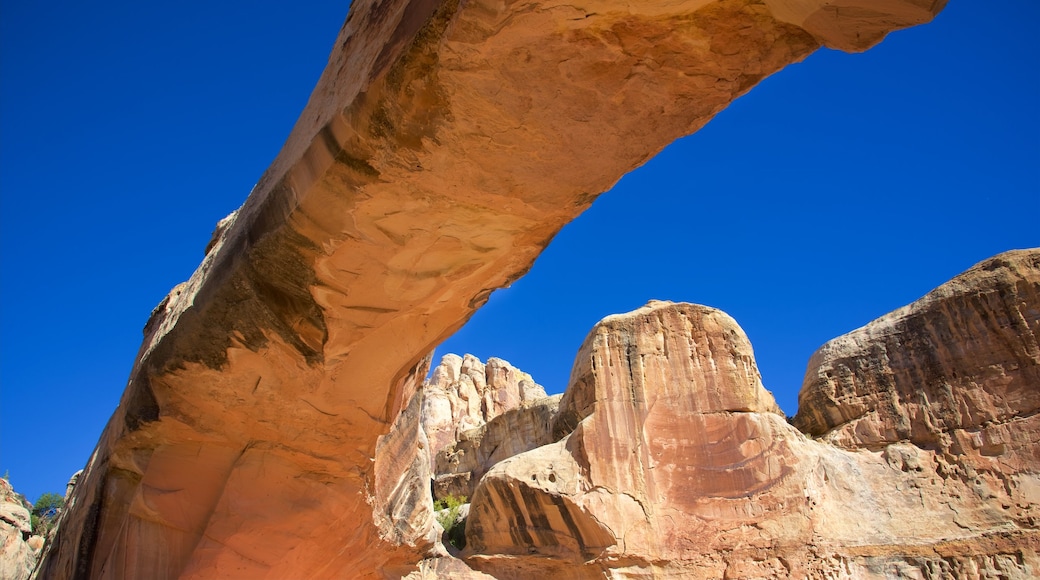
[434,494,467,549]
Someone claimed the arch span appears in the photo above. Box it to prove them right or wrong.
[36,0,945,577]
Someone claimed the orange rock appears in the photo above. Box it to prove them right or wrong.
[464,293,1040,578]
[36,0,947,577]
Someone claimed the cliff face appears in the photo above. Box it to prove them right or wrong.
[36,0,948,577]
[434,394,562,501]
[466,302,794,577]
[0,479,40,580]
[794,249,1040,453]
[458,252,1039,578]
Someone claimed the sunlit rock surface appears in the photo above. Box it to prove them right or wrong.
[423,354,547,466]
[464,286,1040,578]
[794,249,1040,452]
[0,479,39,580]
[434,393,562,501]
[36,0,947,577]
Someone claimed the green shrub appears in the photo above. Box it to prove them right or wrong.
[433,493,466,511]
[31,492,64,536]
[434,494,467,550]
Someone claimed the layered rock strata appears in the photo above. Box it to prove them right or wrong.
[422,354,547,465]
[434,394,562,500]
[794,249,1040,452]
[463,283,1040,578]
[37,0,946,577]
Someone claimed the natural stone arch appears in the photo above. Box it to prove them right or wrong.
[35,0,945,578]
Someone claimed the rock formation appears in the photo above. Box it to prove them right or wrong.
[422,354,547,465]
[459,253,1039,578]
[794,249,1040,452]
[1,479,42,580]
[35,0,948,577]
[434,394,562,501]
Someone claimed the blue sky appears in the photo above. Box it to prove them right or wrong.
[1,1,1037,504]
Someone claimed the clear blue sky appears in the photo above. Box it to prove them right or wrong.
[1,1,1037,504]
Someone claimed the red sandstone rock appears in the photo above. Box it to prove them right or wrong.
[465,294,1040,578]
[35,1,948,577]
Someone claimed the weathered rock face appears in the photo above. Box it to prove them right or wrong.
[464,290,1040,579]
[37,0,947,577]
[422,354,547,464]
[371,353,439,574]
[466,302,797,576]
[434,394,562,500]
[0,479,40,580]
[794,249,1040,452]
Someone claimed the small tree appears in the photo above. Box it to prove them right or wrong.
[32,492,64,536]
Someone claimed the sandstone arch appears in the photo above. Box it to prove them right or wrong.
[35,0,946,577]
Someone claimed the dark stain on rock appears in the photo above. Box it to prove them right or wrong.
[369,105,395,139]
[70,486,102,580]
[468,288,493,309]
[320,123,380,178]
[498,482,534,548]
[366,0,457,152]
[244,228,327,364]
[372,0,449,89]
[143,217,328,375]
[124,375,160,432]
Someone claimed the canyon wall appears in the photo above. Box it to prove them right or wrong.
[35,0,947,577]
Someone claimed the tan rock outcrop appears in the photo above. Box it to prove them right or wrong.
[794,249,1040,452]
[36,0,947,577]
[464,296,1040,578]
[423,354,547,464]
[434,394,562,500]
[1,479,40,580]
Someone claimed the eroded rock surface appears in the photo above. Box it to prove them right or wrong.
[423,354,547,464]
[794,249,1040,452]
[0,479,40,580]
[37,0,947,577]
[434,394,562,500]
[464,289,1040,579]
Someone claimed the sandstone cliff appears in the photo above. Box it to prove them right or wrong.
[457,256,1039,579]
[36,0,948,577]
[794,249,1040,453]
